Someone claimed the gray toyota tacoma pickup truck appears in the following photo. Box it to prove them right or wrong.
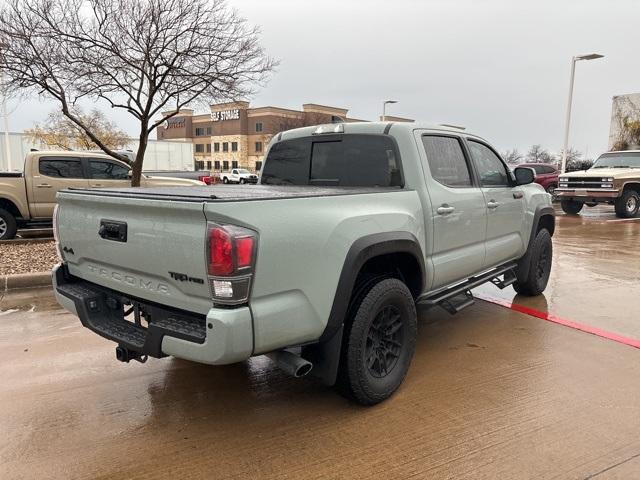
[52,122,554,405]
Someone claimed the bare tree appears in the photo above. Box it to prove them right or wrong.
[25,108,129,151]
[611,95,640,151]
[0,0,274,185]
[502,148,523,165]
[525,144,555,164]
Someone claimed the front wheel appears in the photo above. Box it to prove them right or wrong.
[513,228,553,296]
[239,178,246,184]
[222,177,229,184]
[0,208,18,240]
[561,199,583,215]
[614,190,640,218]
[337,278,417,405]
[546,184,557,196]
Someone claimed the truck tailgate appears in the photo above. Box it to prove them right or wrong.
[56,191,212,315]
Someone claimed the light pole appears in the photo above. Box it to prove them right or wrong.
[0,42,11,172]
[382,100,398,121]
[560,53,604,173]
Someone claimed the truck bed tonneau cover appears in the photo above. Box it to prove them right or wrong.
[64,185,402,202]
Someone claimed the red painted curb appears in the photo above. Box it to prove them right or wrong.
[475,293,640,350]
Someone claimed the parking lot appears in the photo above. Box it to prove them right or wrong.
[1,205,639,480]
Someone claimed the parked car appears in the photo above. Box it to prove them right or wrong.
[0,151,205,240]
[52,122,554,405]
[556,150,640,218]
[518,163,559,194]
[219,168,258,184]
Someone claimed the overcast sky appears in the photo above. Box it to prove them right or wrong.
[6,0,640,158]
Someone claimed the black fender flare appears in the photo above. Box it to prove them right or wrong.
[303,232,425,386]
[516,205,555,282]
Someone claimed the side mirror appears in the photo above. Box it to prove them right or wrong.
[514,167,535,186]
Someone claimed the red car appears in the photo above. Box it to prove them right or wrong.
[518,163,559,194]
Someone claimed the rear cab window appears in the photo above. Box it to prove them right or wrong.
[39,157,84,178]
[261,134,402,187]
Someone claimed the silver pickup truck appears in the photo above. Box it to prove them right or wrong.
[52,122,554,405]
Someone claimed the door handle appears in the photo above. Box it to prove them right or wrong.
[436,205,455,215]
[487,200,500,209]
[36,184,52,188]
[92,184,103,187]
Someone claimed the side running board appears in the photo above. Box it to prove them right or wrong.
[417,262,518,314]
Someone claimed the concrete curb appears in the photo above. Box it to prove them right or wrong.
[2,271,52,292]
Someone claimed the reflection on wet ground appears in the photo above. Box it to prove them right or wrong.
[1,204,640,479]
[475,204,640,339]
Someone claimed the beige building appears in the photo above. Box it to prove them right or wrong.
[156,102,367,172]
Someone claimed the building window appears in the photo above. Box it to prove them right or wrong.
[232,161,238,169]
[255,122,263,132]
[255,161,262,171]
[223,161,229,170]
[195,144,205,153]
[206,127,212,135]
[223,142,229,152]
[195,127,205,136]
[231,142,238,152]
[206,143,212,153]
[195,160,205,170]
[214,160,220,170]
[206,161,212,169]
[214,142,220,152]
[255,141,263,153]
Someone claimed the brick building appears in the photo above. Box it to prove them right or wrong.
[156,102,365,172]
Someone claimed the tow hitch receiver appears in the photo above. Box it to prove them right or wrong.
[115,345,148,363]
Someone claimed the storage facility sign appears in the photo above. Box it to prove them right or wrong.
[163,118,186,129]
[211,109,240,122]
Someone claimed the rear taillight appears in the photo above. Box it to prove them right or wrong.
[52,204,64,261]
[206,224,258,305]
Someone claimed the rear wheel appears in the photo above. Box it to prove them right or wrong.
[337,278,417,405]
[513,228,552,296]
[561,199,583,215]
[239,178,246,184]
[222,177,229,184]
[0,208,18,240]
[614,190,640,218]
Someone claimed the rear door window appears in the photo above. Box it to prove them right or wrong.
[39,158,84,178]
[261,134,402,187]
[421,136,472,187]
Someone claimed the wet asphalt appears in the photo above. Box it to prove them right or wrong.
[1,204,639,479]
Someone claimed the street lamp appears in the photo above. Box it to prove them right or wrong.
[560,53,604,173]
[382,100,398,121]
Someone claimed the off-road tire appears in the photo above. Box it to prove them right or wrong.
[337,277,417,405]
[614,190,640,218]
[546,184,557,196]
[513,228,552,296]
[560,199,583,215]
[222,177,229,184]
[0,208,18,240]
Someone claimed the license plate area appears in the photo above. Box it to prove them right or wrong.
[575,189,588,196]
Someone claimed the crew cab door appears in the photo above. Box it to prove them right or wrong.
[418,133,487,288]
[29,156,89,218]
[87,158,131,188]
[466,139,526,268]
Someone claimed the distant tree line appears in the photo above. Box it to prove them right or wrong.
[502,145,594,172]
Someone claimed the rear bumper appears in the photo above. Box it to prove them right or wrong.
[52,263,253,365]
